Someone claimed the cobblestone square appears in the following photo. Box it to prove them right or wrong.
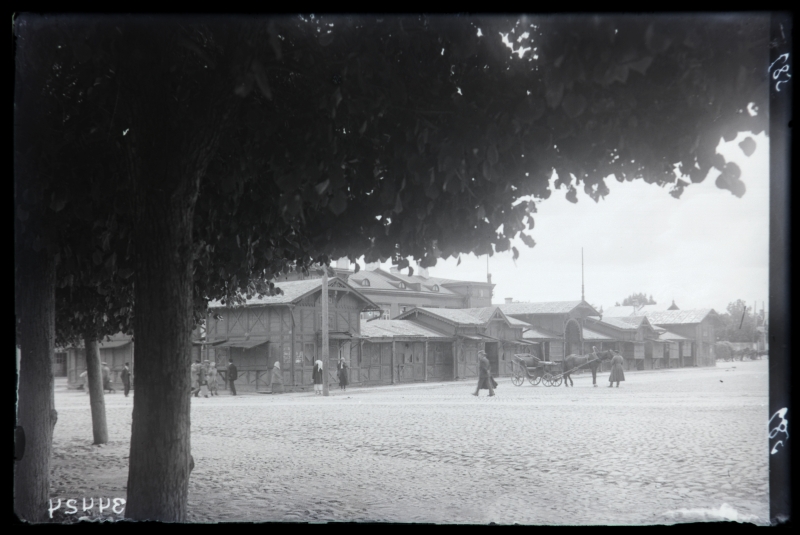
[50,359,769,524]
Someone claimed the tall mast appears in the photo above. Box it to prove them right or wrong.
[581,247,585,302]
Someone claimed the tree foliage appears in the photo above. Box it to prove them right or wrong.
[621,292,657,306]
[716,299,760,343]
[15,14,771,522]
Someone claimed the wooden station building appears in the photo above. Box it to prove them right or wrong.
[64,332,135,390]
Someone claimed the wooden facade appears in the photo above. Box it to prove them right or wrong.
[206,278,377,392]
[65,334,135,390]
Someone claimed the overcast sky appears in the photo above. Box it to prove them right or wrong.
[361,131,770,315]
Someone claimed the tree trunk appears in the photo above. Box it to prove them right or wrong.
[14,247,57,523]
[124,177,198,521]
[84,337,108,444]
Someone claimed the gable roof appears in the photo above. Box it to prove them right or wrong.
[657,330,691,341]
[396,307,488,326]
[582,327,614,340]
[208,278,379,310]
[498,300,600,316]
[360,320,451,339]
[522,325,563,340]
[644,309,716,325]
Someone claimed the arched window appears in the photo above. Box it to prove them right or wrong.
[432,284,439,292]
[361,279,370,287]
[398,282,406,289]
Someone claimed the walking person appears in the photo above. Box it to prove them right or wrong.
[207,361,218,396]
[191,359,202,397]
[473,350,497,397]
[198,361,210,398]
[79,368,89,394]
[608,351,625,388]
[337,355,349,391]
[270,360,284,393]
[120,362,132,397]
[312,359,324,395]
[101,362,115,394]
[227,359,238,396]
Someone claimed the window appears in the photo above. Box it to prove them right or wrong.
[398,282,406,289]
[362,279,370,287]
[432,284,439,292]
[303,343,315,366]
[478,289,484,297]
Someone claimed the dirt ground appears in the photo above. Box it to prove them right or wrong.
[47,359,769,524]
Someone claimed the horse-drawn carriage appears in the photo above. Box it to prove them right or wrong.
[511,354,563,387]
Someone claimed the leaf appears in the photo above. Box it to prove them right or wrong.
[738,137,756,157]
[315,179,331,195]
[519,232,536,248]
[353,263,361,274]
[408,266,414,277]
[319,31,334,47]
[252,60,272,100]
[456,256,461,266]
[512,246,519,260]
[394,194,403,214]
[329,190,348,215]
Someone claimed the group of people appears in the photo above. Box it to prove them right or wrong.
[472,346,626,396]
[311,356,350,394]
[191,359,220,398]
[79,362,132,397]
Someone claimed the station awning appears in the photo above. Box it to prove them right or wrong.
[316,331,360,340]
[191,339,226,346]
[214,338,269,349]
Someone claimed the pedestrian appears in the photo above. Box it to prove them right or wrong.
[473,350,497,397]
[197,361,209,398]
[79,368,89,394]
[101,362,115,394]
[207,361,218,396]
[312,359,324,395]
[337,355,349,391]
[270,360,284,393]
[608,351,625,388]
[227,359,238,396]
[191,359,202,397]
[121,362,132,397]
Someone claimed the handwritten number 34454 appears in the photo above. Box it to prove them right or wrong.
[769,54,791,92]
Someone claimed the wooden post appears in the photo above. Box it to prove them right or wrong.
[424,341,428,382]
[322,269,329,396]
[391,341,395,384]
[453,338,458,380]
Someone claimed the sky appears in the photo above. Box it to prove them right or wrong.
[357,131,770,315]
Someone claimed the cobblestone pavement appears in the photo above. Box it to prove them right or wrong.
[49,359,769,524]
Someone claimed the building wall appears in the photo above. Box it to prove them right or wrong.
[67,343,134,390]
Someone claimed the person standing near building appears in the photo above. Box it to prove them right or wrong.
[609,351,625,388]
[206,361,218,396]
[79,368,89,394]
[191,359,202,397]
[227,359,238,396]
[120,362,132,397]
[270,359,283,393]
[473,350,496,397]
[312,359,324,395]
[337,355,349,391]
[197,361,209,398]
[102,362,115,394]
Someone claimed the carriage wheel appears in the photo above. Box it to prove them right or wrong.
[511,369,524,386]
[551,375,563,387]
[541,373,552,387]
[529,372,542,386]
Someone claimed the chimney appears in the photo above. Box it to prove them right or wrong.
[487,273,492,284]
[336,257,350,270]
[505,298,513,304]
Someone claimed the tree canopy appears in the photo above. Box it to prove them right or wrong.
[621,292,657,307]
[14,14,771,522]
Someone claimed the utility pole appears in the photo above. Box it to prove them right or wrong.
[322,266,330,396]
[581,247,585,302]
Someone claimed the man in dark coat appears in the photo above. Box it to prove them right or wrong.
[473,350,497,397]
[227,359,238,396]
[609,351,625,387]
[120,362,132,397]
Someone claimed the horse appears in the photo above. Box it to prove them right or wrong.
[561,349,616,387]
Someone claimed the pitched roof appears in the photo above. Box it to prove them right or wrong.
[208,278,377,310]
[644,309,716,325]
[360,320,450,339]
[592,317,639,331]
[398,307,488,326]
[348,269,460,295]
[498,301,599,316]
[522,326,563,340]
[657,330,691,341]
[582,327,614,340]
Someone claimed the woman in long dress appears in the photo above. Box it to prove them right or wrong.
[608,351,625,387]
[206,361,218,396]
[197,363,209,398]
[270,360,283,393]
[312,359,324,395]
[337,356,349,391]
